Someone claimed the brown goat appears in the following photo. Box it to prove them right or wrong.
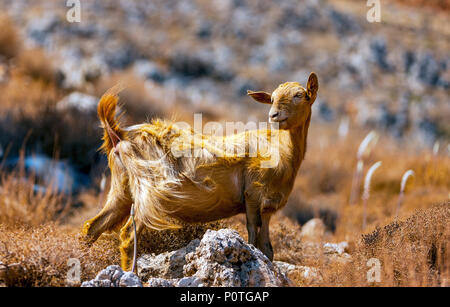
[82,73,319,270]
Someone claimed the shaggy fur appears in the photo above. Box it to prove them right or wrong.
[82,73,319,270]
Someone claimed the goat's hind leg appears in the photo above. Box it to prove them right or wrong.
[119,215,143,272]
[82,190,132,245]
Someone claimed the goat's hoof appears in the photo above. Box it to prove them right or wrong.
[120,258,132,272]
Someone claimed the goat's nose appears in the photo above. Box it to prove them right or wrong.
[270,111,279,119]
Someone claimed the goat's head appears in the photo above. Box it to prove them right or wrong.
[247,72,318,130]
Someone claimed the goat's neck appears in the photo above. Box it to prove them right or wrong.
[288,113,311,173]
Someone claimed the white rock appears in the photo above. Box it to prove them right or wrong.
[300,218,326,242]
[273,261,323,285]
[323,242,349,255]
[119,271,143,287]
[81,265,142,287]
[176,277,204,287]
[57,92,98,113]
[183,229,289,287]
[146,278,176,287]
[138,229,289,287]
[137,239,200,280]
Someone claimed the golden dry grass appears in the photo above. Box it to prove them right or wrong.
[320,203,449,287]
[0,223,119,287]
[0,13,21,60]
[0,168,68,227]
[16,48,59,85]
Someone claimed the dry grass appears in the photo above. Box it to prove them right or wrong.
[94,72,164,124]
[0,167,69,227]
[320,203,449,287]
[0,13,21,60]
[0,168,227,286]
[0,223,119,287]
[16,48,59,85]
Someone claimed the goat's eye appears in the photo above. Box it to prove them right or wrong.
[293,93,303,102]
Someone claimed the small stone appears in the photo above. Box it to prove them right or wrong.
[273,261,323,285]
[56,92,98,113]
[323,242,349,255]
[119,272,143,287]
[146,278,176,287]
[300,218,326,242]
[176,277,203,287]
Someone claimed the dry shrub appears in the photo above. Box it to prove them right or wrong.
[0,73,101,172]
[0,169,69,227]
[320,203,449,286]
[0,73,61,116]
[0,174,227,286]
[392,0,450,11]
[16,48,59,85]
[0,106,101,173]
[0,223,119,287]
[270,214,305,264]
[95,72,164,124]
[138,221,225,255]
[414,156,450,188]
[360,203,449,285]
[0,14,21,60]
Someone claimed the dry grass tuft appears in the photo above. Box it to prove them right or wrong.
[0,168,69,227]
[0,73,61,116]
[320,203,449,286]
[95,72,164,124]
[138,221,225,255]
[16,48,59,85]
[0,223,119,287]
[0,14,21,60]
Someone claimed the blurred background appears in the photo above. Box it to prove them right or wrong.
[0,0,448,286]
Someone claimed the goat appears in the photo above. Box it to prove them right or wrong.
[82,73,319,271]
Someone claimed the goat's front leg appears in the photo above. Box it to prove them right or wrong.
[119,215,143,272]
[82,190,132,245]
[257,212,274,261]
[245,201,261,246]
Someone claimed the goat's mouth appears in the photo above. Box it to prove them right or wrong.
[269,117,288,124]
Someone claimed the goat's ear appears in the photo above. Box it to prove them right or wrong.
[247,90,272,104]
[306,72,319,103]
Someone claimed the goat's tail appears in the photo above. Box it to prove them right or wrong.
[98,85,127,154]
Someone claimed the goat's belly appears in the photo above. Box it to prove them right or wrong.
[174,199,245,223]
[167,173,245,223]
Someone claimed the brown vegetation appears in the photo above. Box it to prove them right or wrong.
[0,1,448,288]
[0,13,21,60]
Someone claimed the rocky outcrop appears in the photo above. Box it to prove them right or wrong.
[81,265,142,287]
[139,229,289,287]
[137,239,200,280]
[83,228,352,287]
[182,229,289,287]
